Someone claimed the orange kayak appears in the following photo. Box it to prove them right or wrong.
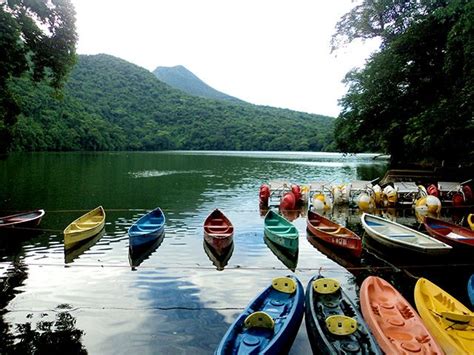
[360,276,443,354]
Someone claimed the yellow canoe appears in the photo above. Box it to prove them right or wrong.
[64,206,105,248]
[414,277,474,354]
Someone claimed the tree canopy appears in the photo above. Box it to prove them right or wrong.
[0,0,77,153]
[333,0,473,166]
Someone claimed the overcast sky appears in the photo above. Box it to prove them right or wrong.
[72,0,379,117]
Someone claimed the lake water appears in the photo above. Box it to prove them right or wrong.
[0,151,472,354]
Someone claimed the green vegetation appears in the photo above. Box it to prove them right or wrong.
[0,0,77,153]
[9,54,335,152]
[333,0,473,165]
[153,65,243,103]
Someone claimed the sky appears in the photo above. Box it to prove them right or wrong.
[72,0,379,117]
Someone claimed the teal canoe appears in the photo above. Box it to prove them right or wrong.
[264,210,299,255]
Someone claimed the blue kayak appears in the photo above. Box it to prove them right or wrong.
[469,274,474,308]
[215,275,304,354]
[128,207,165,249]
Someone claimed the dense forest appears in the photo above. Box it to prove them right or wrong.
[8,54,335,152]
[333,0,473,166]
[153,65,243,103]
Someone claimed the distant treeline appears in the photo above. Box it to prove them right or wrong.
[9,54,335,152]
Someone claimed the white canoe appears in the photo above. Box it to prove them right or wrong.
[361,213,452,255]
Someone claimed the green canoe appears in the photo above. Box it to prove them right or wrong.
[264,210,299,255]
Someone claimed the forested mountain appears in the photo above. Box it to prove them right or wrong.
[153,65,242,103]
[10,54,335,152]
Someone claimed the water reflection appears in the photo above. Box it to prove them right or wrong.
[264,235,298,271]
[64,229,105,264]
[128,233,165,269]
[203,241,234,271]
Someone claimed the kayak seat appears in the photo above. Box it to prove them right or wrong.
[313,278,340,294]
[244,311,274,330]
[272,277,297,294]
[326,315,358,336]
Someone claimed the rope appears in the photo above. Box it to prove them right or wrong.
[7,306,246,313]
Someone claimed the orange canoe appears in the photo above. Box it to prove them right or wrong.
[360,276,443,354]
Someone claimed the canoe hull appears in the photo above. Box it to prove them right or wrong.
[0,209,45,228]
[203,209,234,254]
[468,274,474,308]
[64,206,106,248]
[424,216,474,248]
[264,210,299,255]
[129,207,166,249]
[215,275,304,355]
[305,275,382,354]
[414,277,474,354]
[361,213,452,255]
[307,210,362,258]
[360,276,442,354]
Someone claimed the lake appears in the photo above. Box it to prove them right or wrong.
[0,151,472,354]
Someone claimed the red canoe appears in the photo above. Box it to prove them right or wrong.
[0,209,45,228]
[204,209,234,254]
[360,276,443,354]
[424,216,474,248]
[306,210,362,258]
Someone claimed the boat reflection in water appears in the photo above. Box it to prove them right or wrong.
[264,234,298,272]
[128,233,165,269]
[203,240,234,271]
[64,228,105,264]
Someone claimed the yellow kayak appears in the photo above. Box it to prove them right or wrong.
[64,206,105,248]
[414,277,474,354]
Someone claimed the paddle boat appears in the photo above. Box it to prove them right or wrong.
[264,210,299,255]
[0,209,45,228]
[423,216,474,249]
[360,276,442,354]
[64,206,105,248]
[414,277,474,354]
[307,210,362,258]
[215,275,304,354]
[128,207,165,249]
[305,274,382,354]
[361,213,452,255]
[204,209,234,254]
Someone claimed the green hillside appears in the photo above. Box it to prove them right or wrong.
[10,54,335,151]
[154,65,242,103]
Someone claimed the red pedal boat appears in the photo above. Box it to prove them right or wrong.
[307,210,362,258]
[0,209,45,228]
[203,209,234,254]
[424,216,474,249]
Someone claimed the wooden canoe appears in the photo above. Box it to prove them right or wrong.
[128,207,165,249]
[414,277,474,354]
[360,276,442,354]
[264,210,299,255]
[203,209,233,253]
[64,206,105,248]
[361,213,452,255]
[0,209,45,228]
[305,275,382,354]
[215,275,304,354]
[307,210,362,258]
[424,216,474,249]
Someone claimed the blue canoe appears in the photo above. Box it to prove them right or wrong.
[469,274,474,308]
[215,275,304,354]
[128,207,165,249]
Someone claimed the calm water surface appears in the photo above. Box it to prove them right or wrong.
[0,151,472,354]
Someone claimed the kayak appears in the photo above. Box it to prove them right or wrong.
[360,276,442,354]
[215,275,304,354]
[307,210,362,258]
[361,213,452,255]
[204,209,234,254]
[305,274,382,354]
[264,210,299,255]
[414,277,474,354]
[424,216,474,249]
[128,207,165,249]
[64,206,105,248]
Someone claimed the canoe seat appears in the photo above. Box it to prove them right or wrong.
[326,315,358,336]
[269,226,291,232]
[266,220,279,226]
[272,277,297,294]
[244,311,274,330]
[313,278,340,294]
[205,225,229,229]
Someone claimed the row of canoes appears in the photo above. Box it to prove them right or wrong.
[215,274,474,354]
